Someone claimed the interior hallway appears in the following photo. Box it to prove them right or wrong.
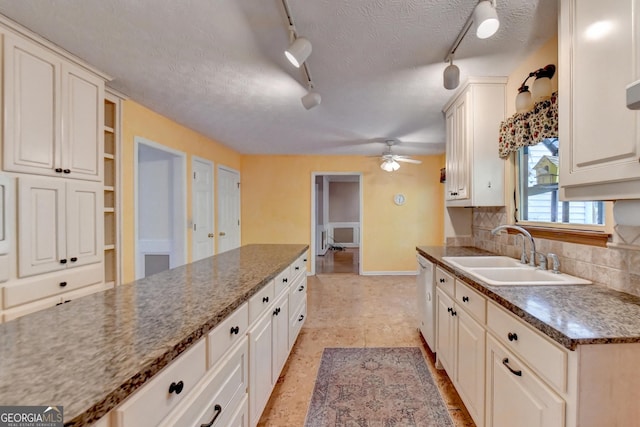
[258,273,475,426]
[315,247,360,274]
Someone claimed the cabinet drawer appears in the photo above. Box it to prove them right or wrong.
[274,266,291,296]
[436,267,455,296]
[487,302,567,392]
[160,338,248,427]
[3,263,103,308]
[114,339,207,427]
[289,274,307,314]
[455,280,486,323]
[207,303,248,368]
[248,280,274,325]
[289,300,306,349]
[292,253,307,279]
[0,254,8,283]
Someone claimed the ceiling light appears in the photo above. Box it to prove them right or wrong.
[285,37,312,68]
[381,159,400,172]
[301,90,321,110]
[443,58,460,90]
[474,0,500,39]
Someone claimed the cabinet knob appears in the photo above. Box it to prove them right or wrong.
[207,233,214,238]
[200,404,222,427]
[295,266,300,270]
[303,258,307,262]
[447,307,452,313]
[262,296,269,303]
[508,332,518,342]
[168,380,184,395]
[230,326,240,335]
[55,168,63,173]
[298,285,305,292]
[59,282,67,287]
[462,296,469,303]
[219,231,226,236]
[70,257,78,262]
[63,169,71,174]
[273,307,281,316]
[502,358,522,377]
[283,277,288,283]
[451,310,457,317]
[298,314,305,321]
[439,278,445,283]
[59,259,67,264]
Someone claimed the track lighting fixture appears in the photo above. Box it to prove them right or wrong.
[285,36,312,68]
[301,83,321,110]
[442,1,500,89]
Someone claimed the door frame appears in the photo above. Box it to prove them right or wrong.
[217,164,241,253]
[191,155,215,260]
[134,136,187,279]
[310,172,363,275]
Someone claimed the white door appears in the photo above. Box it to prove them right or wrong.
[217,166,240,253]
[192,157,214,261]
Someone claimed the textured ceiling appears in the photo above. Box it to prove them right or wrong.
[0,0,557,156]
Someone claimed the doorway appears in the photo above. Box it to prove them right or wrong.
[134,137,187,279]
[311,173,362,275]
[192,156,214,261]
[217,165,241,253]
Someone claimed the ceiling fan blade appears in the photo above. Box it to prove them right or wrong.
[395,158,422,164]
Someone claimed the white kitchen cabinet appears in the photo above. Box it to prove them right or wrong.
[559,0,640,200]
[248,303,274,427]
[0,174,12,284]
[3,32,104,182]
[435,287,455,374]
[486,334,564,427]
[443,77,507,207]
[455,306,486,426]
[18,177,102,278]
[271,290,289,384]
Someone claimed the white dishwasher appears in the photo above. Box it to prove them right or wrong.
[416,254,436,352]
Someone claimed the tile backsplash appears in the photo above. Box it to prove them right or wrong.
[458,207,640,297]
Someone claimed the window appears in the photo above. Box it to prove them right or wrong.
[516,138,605,226]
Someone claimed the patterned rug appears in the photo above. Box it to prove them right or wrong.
[304,347,454,426]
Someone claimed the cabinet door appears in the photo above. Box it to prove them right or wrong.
[486,335,564,427]
[271,290,289,384]
[18,177,66,277]
[455,307,486,427]
[559,0,640,197]
[62,63,104,181]
[3,34,61,177]
[248,311,273,427]
[66,182,102,267]
[445,107,457,201]
[454,94,470,200]
[435,287,455,375]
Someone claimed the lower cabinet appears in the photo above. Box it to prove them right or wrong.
[248,302,275,426]
[485,334,564,427]
[435,287,455,374]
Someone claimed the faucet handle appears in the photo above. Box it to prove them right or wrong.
[535,252,547,270]
[548,253,560,274]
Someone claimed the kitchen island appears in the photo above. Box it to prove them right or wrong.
[0,244,308,426]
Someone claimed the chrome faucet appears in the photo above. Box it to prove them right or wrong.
[491,224,536,268]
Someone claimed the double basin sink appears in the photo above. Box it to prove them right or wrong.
[442,256,592,286]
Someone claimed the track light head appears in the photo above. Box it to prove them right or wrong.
[285,37,312,67]
[443,60,460,90]
[474,0,500,39]
[301,91,321,110]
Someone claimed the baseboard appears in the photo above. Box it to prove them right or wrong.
[361,271,418,276]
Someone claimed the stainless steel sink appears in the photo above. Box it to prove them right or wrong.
[442,256,592,286]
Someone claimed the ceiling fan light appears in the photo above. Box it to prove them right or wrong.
[381,159,400,172]
[474,0,500,39]
[443,62,460,90]
[285,37,312,67]
[301,91,321,110]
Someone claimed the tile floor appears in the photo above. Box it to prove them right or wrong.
[258,273,475,426]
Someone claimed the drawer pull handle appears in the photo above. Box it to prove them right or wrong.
[298,285,305,291]
[230,326,240,335]
[263,296,269,303]
[508,332,518,342]
[60,259,67,264]
[70,257,78,262]
[299,314,305,321]
[502,358,522,376]
[168,380,184,395]
[451,310,457,317]
[283,278,288,283]
[55,168,63,173]
[273,307,281,316]
[447,307,452,313]
[59,282,67,287]
[295,266,300,270]
[439,278,445,283]
[303,258,307,262]
[200,404,222,427]
[462,296,469,303]
[63,169,71,174]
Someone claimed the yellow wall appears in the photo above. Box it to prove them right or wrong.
[121,100,242,283]
[241,155,445,272]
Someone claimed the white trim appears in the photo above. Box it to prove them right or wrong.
[361,271,418,276]
[310,172,363,276]
[192,156,215,259]
[105,86,129,100]
[217,164,241,251]
[134,137,188,279]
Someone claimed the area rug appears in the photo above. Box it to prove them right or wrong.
[304,347,454,426]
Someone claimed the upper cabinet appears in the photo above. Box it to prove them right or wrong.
[3,32,104,182]
[559,0,640,200]
[443,77,507,207]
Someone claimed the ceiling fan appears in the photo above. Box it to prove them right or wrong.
[379,139,422,172]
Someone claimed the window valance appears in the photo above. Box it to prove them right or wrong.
[498,92,558,159]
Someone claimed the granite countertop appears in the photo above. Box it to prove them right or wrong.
[0,244,308,426]
[417,246,640,351]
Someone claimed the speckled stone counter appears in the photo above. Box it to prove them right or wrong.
[0,244,308,426]
[417,246,640,350]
